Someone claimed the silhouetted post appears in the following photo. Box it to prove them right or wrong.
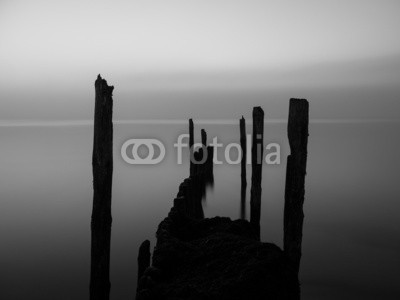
[201,129,207,147]
[240,116,247,186]
[250,107,264,235]
[90,74,113,300]
[240,116,247,219]
[137,240,151,286]
[240,183,246,220]
[206,145,214,178]
[189,119,194,176]
[284,98,309,274]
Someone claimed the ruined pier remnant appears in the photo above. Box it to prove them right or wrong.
[284,98,309,273]
[136,101,308,300]
[90,74,114,300]
[240,116,247,220]
[240,116,247,187]
[201,128,207,147]
[189,119,194,176]
[240,183,246,220]
[189,121,214,181]
[135,100,309,299]
[205,145,214,180]
[250,107,264,233]
[137,176,300,300]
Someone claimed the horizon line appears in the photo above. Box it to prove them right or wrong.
[1,118,400,127]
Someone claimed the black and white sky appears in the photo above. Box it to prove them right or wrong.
[1,0,400,122]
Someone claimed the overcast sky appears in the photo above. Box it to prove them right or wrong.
[1,0,400,121]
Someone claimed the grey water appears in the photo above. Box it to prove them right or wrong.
[1,121,399,300]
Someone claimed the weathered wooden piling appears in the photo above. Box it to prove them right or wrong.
[240,182,246,220]
[284,98,309,274]
[90,74,114,300]
[190,125,213,180]
[189,119,194,176]
[137,240,151,287]
[240,116,247,187]
[250,107,264,235]
[201,129,207,147]
[240,116,247,220]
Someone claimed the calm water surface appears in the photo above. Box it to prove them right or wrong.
[1,122,399,299]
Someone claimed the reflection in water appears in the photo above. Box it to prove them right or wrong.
[201,172,215,202]
[191,124,215,203]
[175,167,215,220]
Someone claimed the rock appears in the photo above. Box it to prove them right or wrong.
[137,240,151,287]
[137,204,299,300]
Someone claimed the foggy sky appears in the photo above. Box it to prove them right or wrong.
[1,0,400,122]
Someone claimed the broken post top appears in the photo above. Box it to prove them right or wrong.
[253,106,264,117]
[189,119,194,142]
[189,118,194,147]
[92,74,114,161]
[252,106,264,143]
[240,116,246,131]
[95,74,114,97]
[252,107,264,135]
[288,99,309,153]
[240,116,245,126]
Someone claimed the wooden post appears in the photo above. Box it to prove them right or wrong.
[90,74,114,300]
[240,182,247,220]
[240,116,247,219]
[189,119,194,176]
[201,129,207,148]
[250,107,264,236]
[284,98,309,274]
[240,116,247,187]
